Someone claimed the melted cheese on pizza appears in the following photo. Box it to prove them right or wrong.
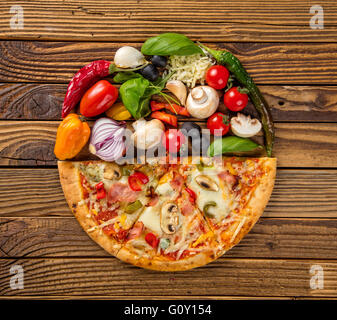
[187,167,235,223]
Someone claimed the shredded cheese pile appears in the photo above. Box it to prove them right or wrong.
[164,53,214,88]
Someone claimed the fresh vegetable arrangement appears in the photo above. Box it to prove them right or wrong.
[55,33,274,162]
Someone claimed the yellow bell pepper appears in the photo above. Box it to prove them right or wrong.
[105,101,131,120]
[54,114,90,160]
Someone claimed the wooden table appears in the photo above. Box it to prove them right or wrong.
[0,0,337,300]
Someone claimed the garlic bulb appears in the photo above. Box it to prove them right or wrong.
[131,119,165,150]
[114,46,146,68]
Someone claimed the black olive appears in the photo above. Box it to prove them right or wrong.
[151,55,167,68]
[140,64,159,82]
[181,122,201,140]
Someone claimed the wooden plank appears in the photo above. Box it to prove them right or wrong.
[0,121,336,167]
[0,168,336,218]
[2,83,337,122]
[1,1,337,42]
[0,257,335,297]
[0,295,293,300]
[1,217,337,260]
[2,41,337,84]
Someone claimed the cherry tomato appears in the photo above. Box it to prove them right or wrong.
[128,171,149,191]
[162,129,186,153]
[80,80,118,117]
[145,233,159,249]
[223,87,248,111]
[207,112,230,136]
[205,65,230,90]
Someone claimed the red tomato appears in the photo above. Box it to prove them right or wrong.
[162,129,186,153]
[145,233,159,249]
[80,80,118,117]
[128,171,149,191]
[205,65,230,90]
[207,112,230,136]
[223,87,248,111]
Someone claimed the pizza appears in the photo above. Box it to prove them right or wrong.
[56,33,277,271]
[58,156,276,271]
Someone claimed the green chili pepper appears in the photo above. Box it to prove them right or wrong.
[198,42,275,157]
[203,201,217,218]
[125,200,143,214]
[197,160,213,171]
[122,167,131,176]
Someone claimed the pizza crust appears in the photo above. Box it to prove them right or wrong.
[117,247,218,272]
[58,161,122,256]
[217,157,277,254]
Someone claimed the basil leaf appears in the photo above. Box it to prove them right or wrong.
[119,77,151,119]
[141,33,203,56]
[207,136,263,157]
[113,71,142,83]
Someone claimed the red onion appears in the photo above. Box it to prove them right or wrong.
[89,118,126,161]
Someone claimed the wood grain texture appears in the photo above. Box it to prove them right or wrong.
[0,168,336,218]
[2,41,337,84]
[0,121,336,167]
[0,1,337,42]
[2,83,337,122]
[0,257,336,297]
[1,217,337,260]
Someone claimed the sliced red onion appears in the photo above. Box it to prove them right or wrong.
[89,118,126,162]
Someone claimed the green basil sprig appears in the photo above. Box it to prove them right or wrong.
[141,33,203,56]
[207,136,264,157]
[119,73,174,120]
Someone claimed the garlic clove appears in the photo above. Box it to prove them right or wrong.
[230,113,262,138]
[165,80,187,106]
[114,46,146,68]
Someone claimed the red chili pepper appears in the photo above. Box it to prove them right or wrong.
[145,233,159,249]
[95,181,106,200]
[185,187,197,203]
[128,171,149,191]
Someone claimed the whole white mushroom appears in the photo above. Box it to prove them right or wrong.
[186,86,219,119]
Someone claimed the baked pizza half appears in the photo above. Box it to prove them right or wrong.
[58,157,276,271]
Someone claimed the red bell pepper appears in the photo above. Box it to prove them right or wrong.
[95,182,106,200]
[150,101,190,117]
[145,232,159,249]
[151,111,178,127]
[185,187,197,203]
